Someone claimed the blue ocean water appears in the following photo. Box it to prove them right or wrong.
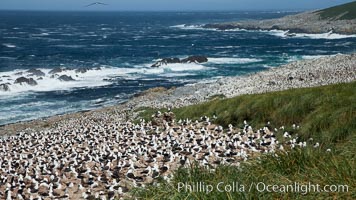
[0,11,355,125]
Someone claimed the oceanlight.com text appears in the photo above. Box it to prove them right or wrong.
[177,182,349,194]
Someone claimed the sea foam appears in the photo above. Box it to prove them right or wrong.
[2,43,16,48]
[173,24,356,40]
[208,57,262,64]
[267,30,356,40]
[0,67,119,95]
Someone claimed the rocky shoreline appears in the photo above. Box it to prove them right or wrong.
[0,53,355,135]
[203,11,356,34]
[128,53,356,109]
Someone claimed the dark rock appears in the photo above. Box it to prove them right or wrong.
[0,83,11,92]
[181,56,208,63]
[151,56,208,67]
[103,78,115,82]
[27,68,45,77]
[49,67,68,74]
[203,24,237,30]
[95,67,102,70]
[151,58,181,68]
[75,67,90,73]
[14,72,23,76]
[165,58,181,63]
[287,28,309,34]
[58,75,75,81]
[14,77,37,86]
[285,32,297,37]
[37,77,43,80]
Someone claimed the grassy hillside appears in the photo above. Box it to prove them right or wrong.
[316,1,356,20]
[134,82,356,199]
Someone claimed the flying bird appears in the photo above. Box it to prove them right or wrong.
[85,2,109,7]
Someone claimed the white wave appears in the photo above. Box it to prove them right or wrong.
[92,98,106,104]
[0,56,16,60]
[55,44,86,48]
[171,24,248,32]
[170,24,212,31]
[163,63,206,72]
[224,28,247,32]
[214,46,237,49]
[162,35,188,39]
[286,54,338,62]
[265,30,289,37]
[142,62,206,73]
[170,24,188,28]
[91,44,111,47]
[3,36,20,39]
[285,56,299,62]
[334,41,353,47]
[181,26,356,39]
[31,32,50,37]
[208,57,262,64]
[267,30,356,40]
[157,73,194,78]
[0,67,121,95]
[296,32,356,39]
[301,55,337,60]
[0,60,211,95]
[2,43,16,48]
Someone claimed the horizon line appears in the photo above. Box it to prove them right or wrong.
[0,8,310,12]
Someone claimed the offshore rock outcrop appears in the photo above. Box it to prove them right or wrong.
[151,56,208,67]
[58,75,75,81]
[14,77,37,86]
[0,83,11,92]
[27,69,45,77]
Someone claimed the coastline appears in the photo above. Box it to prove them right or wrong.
[203,11,356,35]
[1,53,355,135]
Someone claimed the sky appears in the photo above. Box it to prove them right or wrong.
[0,0,354,11]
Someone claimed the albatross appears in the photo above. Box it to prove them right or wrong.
[85,2,109,7]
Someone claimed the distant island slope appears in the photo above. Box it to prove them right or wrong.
[204,1,356,34]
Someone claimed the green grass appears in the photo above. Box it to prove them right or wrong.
[139,82,356,146]
[315,1,356,20]
[133,82,356,199]
[133,147,355,199]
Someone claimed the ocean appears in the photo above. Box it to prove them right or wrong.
[0,11,355,125]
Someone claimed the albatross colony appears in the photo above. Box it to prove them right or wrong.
[0,109,316,200]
